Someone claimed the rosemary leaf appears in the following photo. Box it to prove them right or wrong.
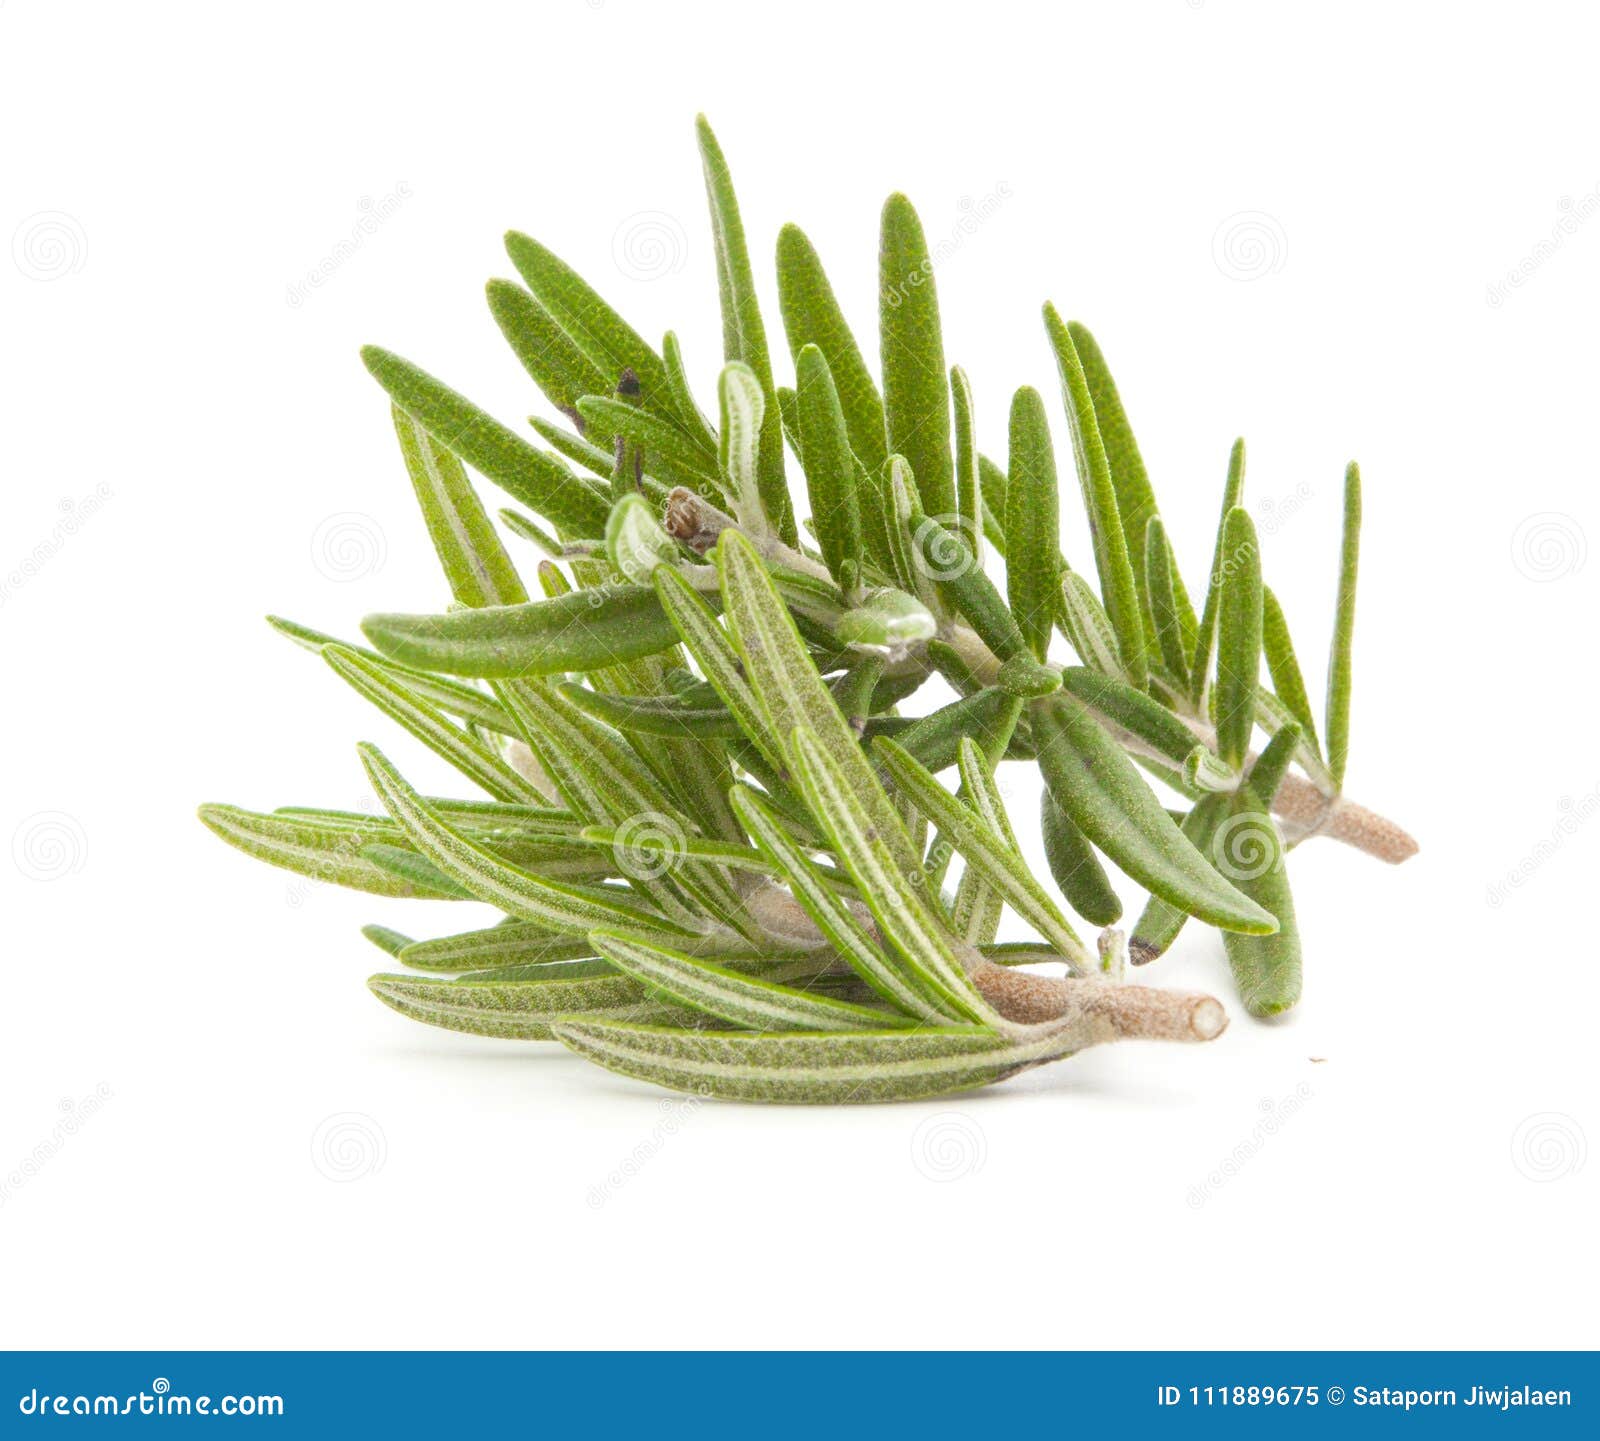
[1057,571,1125,679]
[1261,585,1322,760]
[731,786,960,1024]
[592,930,905,1033]
[503,230,674,422]
[1327,461,1361,790]
[551,1019,1076,1104]
[1040,791,1123,927]
[1060,666,1204,768]
[360,744,697,936]
[696,116,795,544]
[791,728,995,1024]
[361,924,414,958]
[1031,693,1276,934]
[323,645,545,805]
[361,586,683,679]
[1067,321,1166,630]
[1144,516,1196,679]
[1006,386,1062,663]
[391,404,528,608]
[794,344,863,597]
[1043,306,1145,688]
[880,194,955,518]
[197,805,458,899]
[776,222,888,476]
[361,346,610,536]
[1216,790,1303,1016]
[485,278,611,423]
[1189,438,1247,705]
[718,530,924,880]
[877,737,1093,972]
[1215,506,1263,770]
[559,682,742,739]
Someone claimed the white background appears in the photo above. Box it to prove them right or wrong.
[2,1,1595,1349]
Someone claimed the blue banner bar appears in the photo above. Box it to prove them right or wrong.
[2,1352,1592,1436]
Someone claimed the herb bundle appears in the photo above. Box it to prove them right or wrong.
[201,117,1415,1103]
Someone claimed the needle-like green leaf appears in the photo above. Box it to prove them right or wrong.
[1247,722,1301,806]
[528,417,617,483]
[877,737,1093,972]
[1257,686,1335,794]
[400,923,591,972]
[1190,438,1247,705]
[1057,571,1125,678]
[1040,791,1123,927]
[731,786,959,1024]
[951,366,982,565]
[268,616,519,735]
[880,194,954,519]
[360,744,696,936]
[1067,321,1164,629]
[1144,515,1196,680]
[888,687,1018,776]
[323,645,546,804]
[1030,693,1275,934]
[361,346,610,537]
[361,924,414,958]
[577,395,719,493]
[1261,585,1321,760]
[653,563,787,773]
[552,1018,1076,1104]
[197,805,461,899]
[1326,461,1361,790]
[593,930,904,1033]
[485,278,611,422]
[696,115,794,545]
[1043,306,1145,688]
[1214,789,1302,1016]
[369,965,696,1041]
[718,530,925,881]
[559,682,742,739]
[1006,386,1061,662]
[1059,666,1204,768]
[1127,792,1228,964]
[912,512,1028,663]
[390,404,528,608]
[794,344,863,597]
[502,230,674,422]
[1214,506,1262,770]
[362,585,683,679]
[660,330,719,454]
[791,728,994,1024]
[776,222,888,477]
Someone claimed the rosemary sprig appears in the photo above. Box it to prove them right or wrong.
[201,115,1415,1103]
